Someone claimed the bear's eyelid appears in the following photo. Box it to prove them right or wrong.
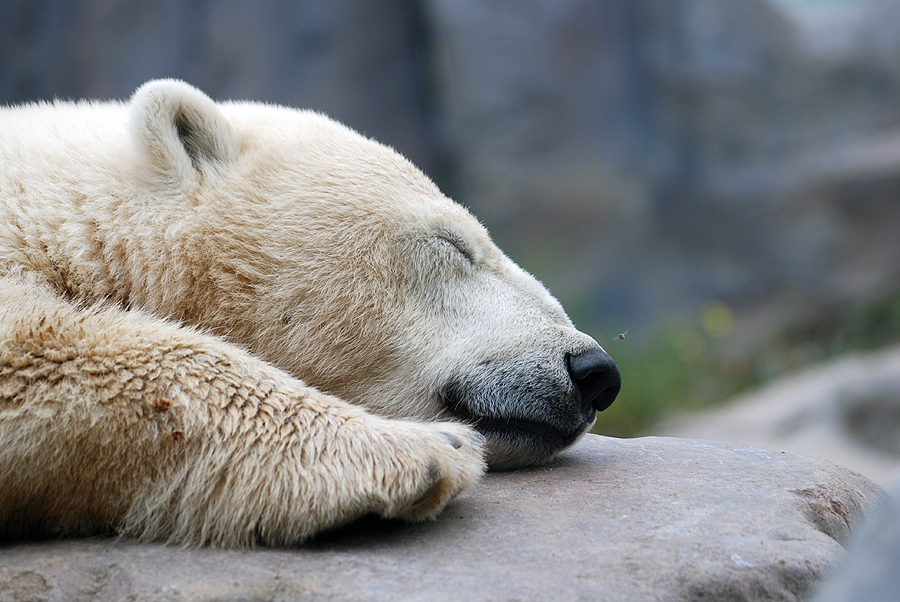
[435,231,475,264]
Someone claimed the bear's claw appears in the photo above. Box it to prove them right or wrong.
[441,432,464,449]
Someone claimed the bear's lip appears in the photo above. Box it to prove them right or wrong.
[442,400,593,469]
[466,412,586,447]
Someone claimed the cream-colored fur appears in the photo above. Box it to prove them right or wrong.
[0,80,616,547]
[0,276,481,546]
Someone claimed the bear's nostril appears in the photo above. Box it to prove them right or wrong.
[566,346,621,413]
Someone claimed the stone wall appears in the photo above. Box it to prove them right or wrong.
[4,0,900,341]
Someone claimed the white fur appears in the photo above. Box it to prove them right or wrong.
[0,80,607,546]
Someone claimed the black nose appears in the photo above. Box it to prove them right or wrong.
[566,346,621,412]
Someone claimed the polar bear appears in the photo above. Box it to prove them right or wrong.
[0,80,620,547]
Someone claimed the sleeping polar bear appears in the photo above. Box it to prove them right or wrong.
[0,80,620,547]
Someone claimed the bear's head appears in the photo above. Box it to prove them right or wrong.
[126,80,620,470]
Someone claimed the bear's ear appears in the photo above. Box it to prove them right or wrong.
[129,79,236,187]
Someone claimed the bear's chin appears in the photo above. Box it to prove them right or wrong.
[461,414,596,471]
[481,419,596,471]
[438,378,597,471]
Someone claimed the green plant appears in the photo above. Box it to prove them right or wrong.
[589,303,760,438]
[589,287,900,438]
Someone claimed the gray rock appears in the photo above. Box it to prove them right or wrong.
[652,345,900,485]
[811,475,900,602]
[0,434,883,602]
[425,0,900,334]
[6,0,900,339]
[0,0,438,175]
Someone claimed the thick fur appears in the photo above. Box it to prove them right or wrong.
[0,277,481,547]
[0,80,611,547]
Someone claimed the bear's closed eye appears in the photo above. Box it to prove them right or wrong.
[435,231,474,264]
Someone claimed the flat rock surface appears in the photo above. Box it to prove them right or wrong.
[0,435,884,602]
[812,475,900,602]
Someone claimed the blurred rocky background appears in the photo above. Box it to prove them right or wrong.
[4,0,900,480]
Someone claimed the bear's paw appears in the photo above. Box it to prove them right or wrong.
[349,419,486,523]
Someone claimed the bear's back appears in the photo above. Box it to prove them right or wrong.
[0,101,131,181]
[0,101,137,296]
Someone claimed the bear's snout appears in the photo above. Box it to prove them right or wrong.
[566,346,621,413]
[437,343,621,470]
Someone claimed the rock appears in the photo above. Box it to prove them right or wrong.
[0,0,438,175]
[7,0,900,340]
[425,0,900,337]
[652,345,900,485]
[0,434,882,602]
[811,476,900,602]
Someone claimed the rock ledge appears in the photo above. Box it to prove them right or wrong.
[0,435,883,602]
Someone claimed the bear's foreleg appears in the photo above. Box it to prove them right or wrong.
[0,277,485,547]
